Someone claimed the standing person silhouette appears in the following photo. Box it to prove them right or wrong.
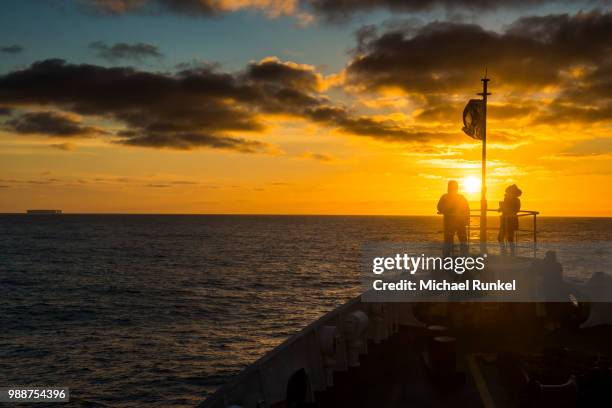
[437,180,470,257]
[498,184,522,255]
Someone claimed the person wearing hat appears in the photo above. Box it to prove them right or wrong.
[437,180,470,257]
[498,184,522,255]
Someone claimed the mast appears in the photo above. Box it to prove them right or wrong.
[478,74,490,254]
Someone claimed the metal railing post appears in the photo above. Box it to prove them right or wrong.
[467,217,471,253]
[533,214,537,258]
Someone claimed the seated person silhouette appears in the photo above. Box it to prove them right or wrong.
[437,180,470,257]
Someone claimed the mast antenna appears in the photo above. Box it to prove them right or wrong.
[477,70,490,254]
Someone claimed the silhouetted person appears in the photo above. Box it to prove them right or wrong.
[498,184,522,255]
[437,180,470,257]
[530,251,567,329]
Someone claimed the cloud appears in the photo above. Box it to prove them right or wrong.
[80,0,585,24]
[0,58,440,150]
[299,151,334,161]
[82,0,146,14]
[88,41,163,62]
[304,0,574,21]
[0,45,24,54]
[3,111,105,137]
[159,0,301,18]
[560,137,612,157]
[347,10,612,127]
[116,132,273,152]
[0,59,267,151]
[245,57,322,92]
[349,11,612,92]
[7,10,609,157]
[305,105,458,142]
[83,0,307,20]
[349,23,538,94]
[243,58,451,142]
[49,142,77,151]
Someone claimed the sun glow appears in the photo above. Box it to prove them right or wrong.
[462,176,481,194]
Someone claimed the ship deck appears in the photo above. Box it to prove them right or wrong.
[315,305,612,408]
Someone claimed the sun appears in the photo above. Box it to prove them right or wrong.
[462,176,481,194]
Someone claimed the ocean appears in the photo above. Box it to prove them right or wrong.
[1,215,611,407]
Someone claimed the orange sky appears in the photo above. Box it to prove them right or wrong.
[2,107,610,216]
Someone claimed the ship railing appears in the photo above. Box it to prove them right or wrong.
[466,209,539,257]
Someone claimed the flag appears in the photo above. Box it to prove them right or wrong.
[462,99,484,140]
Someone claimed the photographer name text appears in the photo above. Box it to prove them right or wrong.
[372,279,516,292]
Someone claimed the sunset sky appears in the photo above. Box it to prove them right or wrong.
[1,0,611,215]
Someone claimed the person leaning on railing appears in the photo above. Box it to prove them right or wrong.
[498,184,522,255]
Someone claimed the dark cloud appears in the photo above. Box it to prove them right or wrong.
[89,41,163,62]
[116,132,272,152]
[245,58,320,92]
[304,0,570,21]
[82,0,585,22]
[348,10,612,125]
[153,0,218,15]
[0,59,267,151]
[239,59,324,118]
[349,11,612,92]
[0,107,13,116]
[3,111,104,137]
[305,105,457,142]
[349,23,543,93]
[0,45,24,54]
[0,58,439,149]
